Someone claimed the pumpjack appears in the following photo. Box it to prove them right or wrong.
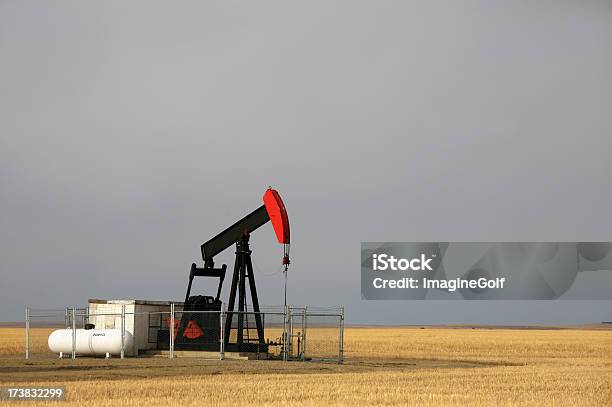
[172,188,290,353]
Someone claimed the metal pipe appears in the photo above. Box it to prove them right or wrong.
[282,305,288,361]
[25,306,29,360]
[71,307,76,359]
[120,305,125,359]
[338,306,344,364]
[219,304,225,360]
[302,306,307,361]
[289,309,293,358]
[169,303,174,360]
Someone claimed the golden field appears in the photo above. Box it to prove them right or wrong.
[0,326,610,406]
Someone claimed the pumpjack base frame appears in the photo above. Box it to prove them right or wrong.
[178,233,267,353]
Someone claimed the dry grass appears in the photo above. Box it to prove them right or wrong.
[0,327,53,355]
[1,326,611,406]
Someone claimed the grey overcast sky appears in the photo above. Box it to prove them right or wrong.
[1,1,611,324]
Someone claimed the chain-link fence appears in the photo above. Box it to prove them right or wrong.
[20,305,344,363]
[294,307,344,362]
[23,308,72,360]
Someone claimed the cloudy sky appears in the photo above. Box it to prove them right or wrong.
[1,1,611,323]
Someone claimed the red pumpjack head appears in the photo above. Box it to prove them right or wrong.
[263,188,290,244]
[263,188,290,267]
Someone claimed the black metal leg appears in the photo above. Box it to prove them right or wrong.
[222,234,268,352]
[237,254,246,346]
[246,256,265,344]
[224,254,241,348]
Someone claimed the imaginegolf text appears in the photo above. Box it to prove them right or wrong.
[372,276,506,292]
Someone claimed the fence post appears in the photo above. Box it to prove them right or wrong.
[338,306,344,364]
[219,303,225,360]
[302,306,307,361]
[71,307,76,359]
[25,306,30,360]
[289,308,294,358]
[120,305,125,359]
[169,303,174,360]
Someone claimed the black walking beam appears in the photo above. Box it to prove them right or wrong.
[201,205,269,267]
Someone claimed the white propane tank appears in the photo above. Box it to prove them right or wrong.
[48,329,133,356]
